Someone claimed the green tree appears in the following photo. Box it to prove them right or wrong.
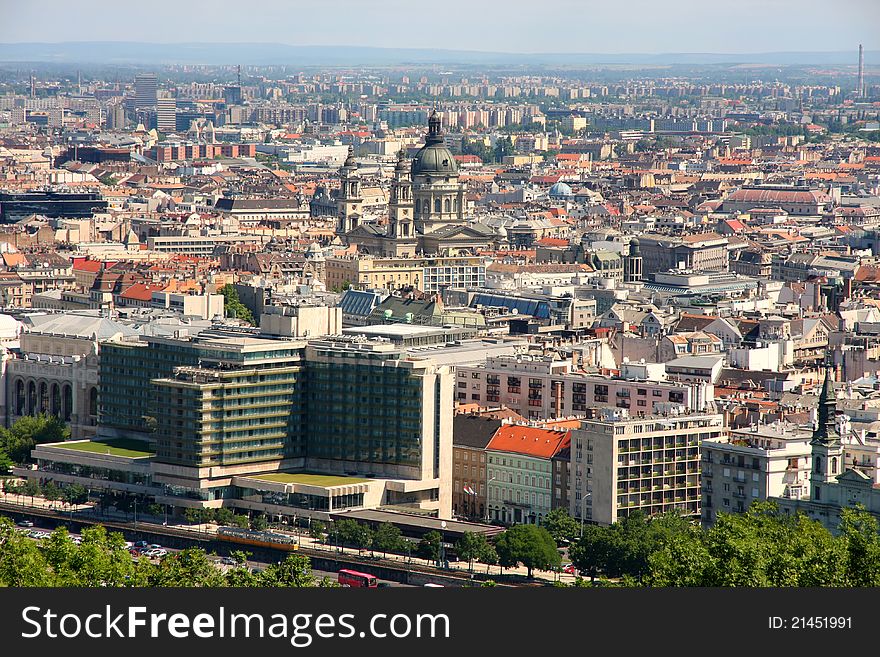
[148,548,225,587]
[372,522,403,557]
[0,448,13,474]
[41,481,61,509]
[0,414,71,463]
[839,504,880,587]
[62,483,89,506]
[259,553,315,587]
[542,508,580,546]
[417,530,442,561]
[215,507,234,526]
[250,514,269,531]
[22,478,40,505]
[231,514,250,529]
[454,531,494,572]
[219,284,254,325]
[494,524,560,578]
[309,520,327,542]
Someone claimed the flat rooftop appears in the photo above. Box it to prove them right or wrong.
[247,473,371,486]
[50,438,155,458]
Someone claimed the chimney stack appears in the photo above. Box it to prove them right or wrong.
[858,44,865,99]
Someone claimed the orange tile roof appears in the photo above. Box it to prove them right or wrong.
[2,252,28,267]
[486,425,570,459]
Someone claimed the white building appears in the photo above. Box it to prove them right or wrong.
[701,422,814,526]
[571,408,725,525]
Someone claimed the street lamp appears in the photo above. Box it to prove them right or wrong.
[579,492,592,538]
[437,520,447,569]
[133,497,138,528]
[485,476,497,523]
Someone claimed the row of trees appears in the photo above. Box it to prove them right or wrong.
[547,502,880,587]
[0,518,335,587]
[317,517,559,578]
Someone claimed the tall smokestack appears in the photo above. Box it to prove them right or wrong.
[858,44,865,99]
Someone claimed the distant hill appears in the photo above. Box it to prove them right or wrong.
[0,42,873,67]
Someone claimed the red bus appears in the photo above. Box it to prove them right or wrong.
[338,569,378,588]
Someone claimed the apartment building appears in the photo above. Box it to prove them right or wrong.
[452,414,499,521]
[700,422,813,527]
[456,354,711,420]
[486,424,570,525]
[325,254,485,293]
[571,409,725,525]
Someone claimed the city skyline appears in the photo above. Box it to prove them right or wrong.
[0,0,877,56]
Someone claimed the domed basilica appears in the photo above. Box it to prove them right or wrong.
[337,111,500,256]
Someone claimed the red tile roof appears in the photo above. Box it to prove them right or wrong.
[487,425,571,459]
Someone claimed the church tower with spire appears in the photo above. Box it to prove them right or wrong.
[810,368,845,501]
[389,148,414,240]
[336,146,362,235]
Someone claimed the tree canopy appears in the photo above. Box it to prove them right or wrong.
[0,517,327,587]
[0,414,71,463]
[219,284,254,325]
[494,524,560,578]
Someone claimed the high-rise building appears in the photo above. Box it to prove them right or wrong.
[571,408,724,525]
[156,96,177,133]
[134,73,158,109]
[39,330,454,518]
[105,103,125,130]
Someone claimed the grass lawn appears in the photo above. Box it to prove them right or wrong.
[53,438,154,458]
[249,472,371,487]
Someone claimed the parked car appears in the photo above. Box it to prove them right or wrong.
[219,556,238,566]
[143,548,167,558]
[133,540,149,549]
[562,564,577,575]
[16,520,34,528]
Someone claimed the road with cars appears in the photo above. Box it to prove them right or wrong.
[13,519,412,587]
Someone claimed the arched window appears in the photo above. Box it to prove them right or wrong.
[831,457,838,474]
[38,382,48,414]
[89,387,98,417]
[434,198,441,213]
[815,456,822,474]
[50,383,61,417]
[27,381,37,415]
[444,198,450,213]
[415,199,420,214]
[453,198,458,212]
[15,379,24,416]
[62,385,72,422]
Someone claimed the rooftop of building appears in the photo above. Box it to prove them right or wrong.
[246,472,371,487]
[46,438,154,458]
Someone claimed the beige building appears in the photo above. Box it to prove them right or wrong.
[325,254,485,293]
[700,422,813,526]
[260,304,342,338]
[571,409,725,525]
[455,355,712,420]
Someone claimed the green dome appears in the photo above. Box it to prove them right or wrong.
[411,110,458,177]
[412,143,458,176]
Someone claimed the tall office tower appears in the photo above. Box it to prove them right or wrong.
[858,44,865,98]
[156,96,177,133]
[105,103,125,130]
[134,73,158,108]
[96,331,452,518]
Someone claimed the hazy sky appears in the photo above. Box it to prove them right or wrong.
[0,0,877,54]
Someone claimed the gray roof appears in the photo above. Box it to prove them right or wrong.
[23,312,139,340]
[454,415,503,449]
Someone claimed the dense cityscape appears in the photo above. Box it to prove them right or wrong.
[0,37,880,588]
